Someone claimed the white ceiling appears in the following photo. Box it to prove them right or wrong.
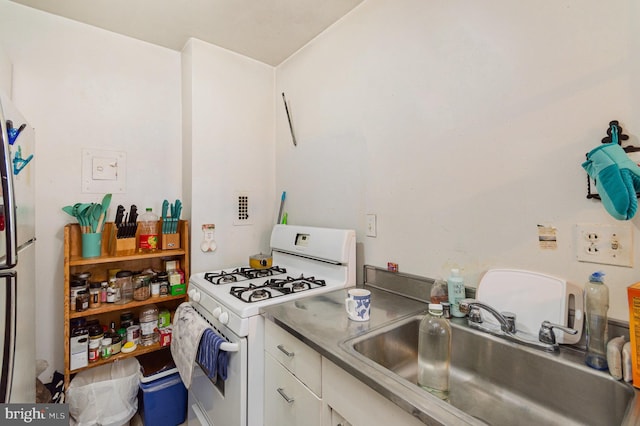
[9,0,365,66]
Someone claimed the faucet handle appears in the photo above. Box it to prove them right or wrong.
[502,312,517,333]
[538,321,578,345]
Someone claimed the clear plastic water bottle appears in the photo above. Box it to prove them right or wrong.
[418,303,451,401]
[585,271,609,370]
[138,208,159,252]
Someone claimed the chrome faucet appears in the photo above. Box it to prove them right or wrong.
[458,298,576,352]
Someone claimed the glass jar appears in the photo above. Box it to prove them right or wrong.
[100,337,112,359]
[133,274,151,301]
[107,277,118,303]
[88,339,100,363]
[139,304,159,346]
[75,290,89,312]
[111,335,122,354]
[120,312,134,329]
[69,279,87,312]
[157,272,169,297]
[115,271,133,304]
[89,282,102,309]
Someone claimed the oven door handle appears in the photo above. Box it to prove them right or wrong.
[220,341,239,352]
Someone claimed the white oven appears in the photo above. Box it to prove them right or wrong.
[185,225,356,426]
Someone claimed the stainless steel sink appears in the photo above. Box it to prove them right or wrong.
[342,314,637,426]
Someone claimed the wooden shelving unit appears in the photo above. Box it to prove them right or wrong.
[63,220,190,388]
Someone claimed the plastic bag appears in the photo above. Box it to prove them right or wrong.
[67,357,141,426]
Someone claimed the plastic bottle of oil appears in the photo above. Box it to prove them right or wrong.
[138,208,159,252]
[418,303,451,401]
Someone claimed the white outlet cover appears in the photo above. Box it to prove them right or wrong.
[575,223,633,267]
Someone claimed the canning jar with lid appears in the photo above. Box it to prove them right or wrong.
[133,274,151,301]
[139,304,159,346]
[69,279,87,312]
[115,271,133,304]
[100,337,112,359]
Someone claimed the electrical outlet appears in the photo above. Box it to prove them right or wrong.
[366,214,377,237]
[575,223,633,267]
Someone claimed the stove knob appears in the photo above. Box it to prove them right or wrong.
[212,307,222,319]
[219,311,229,324]
[188,289,201,303]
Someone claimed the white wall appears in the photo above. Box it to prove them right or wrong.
[276,0,640,321]
[182,39,275,273]
[0,1,182,381]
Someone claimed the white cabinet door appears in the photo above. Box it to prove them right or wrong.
[265,352,321,426]
[322,358,424,426]
[265,319,322,395]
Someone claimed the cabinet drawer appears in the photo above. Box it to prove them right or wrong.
[264,353,321,426]
[265,320,321,396]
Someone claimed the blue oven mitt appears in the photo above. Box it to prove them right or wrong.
[582,143,640,220]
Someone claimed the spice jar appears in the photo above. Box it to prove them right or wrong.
[100,282,108,303]
[75,290,89,312]
[69,279,87,312]
[115,271,133,304]
[89,282,102,309]
[100,337,112,359]
[88,339,100,363]
[139,304,159,346]
[157,272,169,297]
[133,274,151,301]
[107,277,118,303]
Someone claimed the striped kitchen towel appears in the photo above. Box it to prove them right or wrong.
[197,328,229,383]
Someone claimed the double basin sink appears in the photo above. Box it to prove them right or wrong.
[341,314,638,425]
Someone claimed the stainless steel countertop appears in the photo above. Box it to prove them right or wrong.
[261,286,482,425]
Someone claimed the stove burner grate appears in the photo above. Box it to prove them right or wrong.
[229,275,326,303]
[204,266,287,285]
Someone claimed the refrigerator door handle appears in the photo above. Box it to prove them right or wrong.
[0,105,17,269]
[0,271,16,402]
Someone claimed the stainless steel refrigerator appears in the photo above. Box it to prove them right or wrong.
[0,93,35,403]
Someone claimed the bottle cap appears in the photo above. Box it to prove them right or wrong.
[428,303,443,312]
[590,271,605,282]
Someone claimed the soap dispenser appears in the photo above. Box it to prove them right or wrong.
[585,271,609,370]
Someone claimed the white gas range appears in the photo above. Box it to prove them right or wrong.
[186,225,356,426]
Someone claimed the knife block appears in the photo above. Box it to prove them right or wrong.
[161,233,180,250]
[114,237,136,254]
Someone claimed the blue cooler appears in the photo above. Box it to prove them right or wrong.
[139,368,187,426]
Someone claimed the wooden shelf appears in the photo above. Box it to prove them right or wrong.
[68,248,187,267]
[70,344,171,375]
[63,220,190,389]
[69,294,186,319]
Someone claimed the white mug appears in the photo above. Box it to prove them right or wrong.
[345,288,371,321]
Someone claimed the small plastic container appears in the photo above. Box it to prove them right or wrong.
[139,304,159,346]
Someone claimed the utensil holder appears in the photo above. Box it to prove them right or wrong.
[81,233,102,258]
